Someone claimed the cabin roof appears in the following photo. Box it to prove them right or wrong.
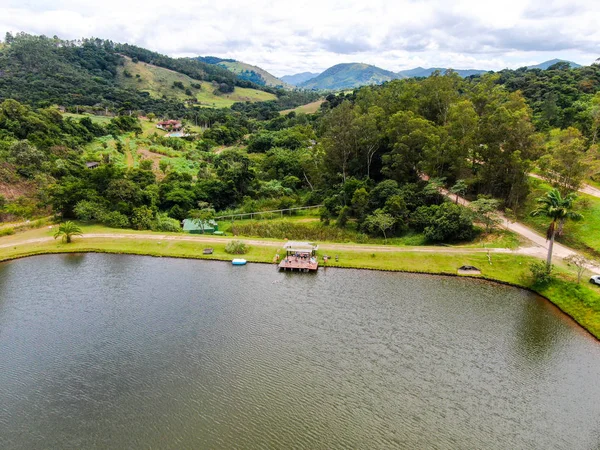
[283,241,318,250]
[182,218,218,231]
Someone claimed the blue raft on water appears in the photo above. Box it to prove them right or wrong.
[232,259,247,265]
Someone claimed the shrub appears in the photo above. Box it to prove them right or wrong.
[130,206,155,230]
[413,203,475,243]
[152,213,182,232]
[225,240,248,254]
[74,200,105,222]
[0,227,15,237]
[139,159,153,171]
[337,206,350,228]
[231,220,359,242]
[530,261,554,285]
[101,211,130,228]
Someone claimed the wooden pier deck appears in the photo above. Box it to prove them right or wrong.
[278,257,318,272]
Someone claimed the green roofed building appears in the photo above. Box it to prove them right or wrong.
[182,219,219,234]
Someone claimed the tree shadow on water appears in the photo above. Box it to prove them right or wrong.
[514,296,561,370]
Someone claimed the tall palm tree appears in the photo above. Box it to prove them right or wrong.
[54,221,83,244]
[530,189,583,267]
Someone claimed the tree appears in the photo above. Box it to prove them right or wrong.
[364,210,395,244]
[130,206,155,230]
[538,127,588,194]
[321,101,358,183]
[449,180,468,204]
[530,189,583,267]
[470,196,501,233]
[564,254,590,284]
[189,203,215,234]
[53,221,82,243]
[351,188,369,222]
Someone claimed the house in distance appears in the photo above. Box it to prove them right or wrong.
[156,120,183,131]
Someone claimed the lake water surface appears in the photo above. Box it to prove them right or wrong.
[0,254,599,449]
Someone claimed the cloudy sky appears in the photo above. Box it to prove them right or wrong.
[1,0,599,76]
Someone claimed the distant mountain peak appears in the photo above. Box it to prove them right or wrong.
[299,63,402,90]
[280,71,320,86]
[526,59,581,70]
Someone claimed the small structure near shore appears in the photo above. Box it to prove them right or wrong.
[279,241,319,272]
[457,265,481,275]
[182,219,218,234]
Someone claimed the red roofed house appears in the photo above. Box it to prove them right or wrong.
[156,120,183,131]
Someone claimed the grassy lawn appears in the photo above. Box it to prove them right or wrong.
[280,100,325,115]
[521,178,600,257]
[2,224,599,339]
[63,113,113,125]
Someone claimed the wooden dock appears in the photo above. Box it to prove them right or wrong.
[277,241,319,272]
[279,257,318,272]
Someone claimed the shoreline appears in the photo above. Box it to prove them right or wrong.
[2,235,599,342]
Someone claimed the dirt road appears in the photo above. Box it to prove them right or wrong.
[440,188,600,274]
[529,173,600,199]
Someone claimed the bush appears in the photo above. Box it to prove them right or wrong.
[0,227,15,237]
[74,200,105,222]
[130,206,155,230]
[152,213,182,232]
[413,203,475,243]
[337,206,350,228]
[225,240,248,254]
[231,220,360,242]
[530,261,554,285]
[101,211,130,228]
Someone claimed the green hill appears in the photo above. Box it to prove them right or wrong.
[217,61,290,89]
[117,57,276,108]
[0,33,275,113]
[299,63,403,90]
[196,57,290,89]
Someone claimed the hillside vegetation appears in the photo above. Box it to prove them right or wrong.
[117,57,276,107]
[217,61,290,89]
[0,33,274,114]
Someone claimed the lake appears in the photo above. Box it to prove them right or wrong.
[0,254,599,449]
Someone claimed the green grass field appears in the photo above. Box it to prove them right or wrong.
[116,57,276,108]
[63,113,113,124]
[280,99,325,115]
[521,178,600,257]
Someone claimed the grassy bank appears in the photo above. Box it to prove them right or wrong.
[521,178,600,257]
[222,216,523,248]
[1,226,599,340]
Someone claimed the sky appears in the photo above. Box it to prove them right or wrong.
[1,0,599,77]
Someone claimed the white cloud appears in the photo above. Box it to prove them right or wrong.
[1,0,599,76]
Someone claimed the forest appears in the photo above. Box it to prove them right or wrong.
[1,36,599,246]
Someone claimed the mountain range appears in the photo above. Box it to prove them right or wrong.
[195,54,583,91]
[280,72,321,86]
